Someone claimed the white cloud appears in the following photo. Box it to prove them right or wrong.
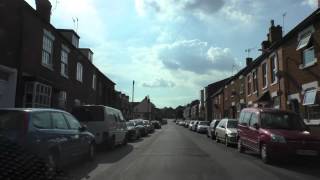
[142,79,176,88]
[302,0,318,8]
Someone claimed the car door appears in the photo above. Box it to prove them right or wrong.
[240,112,252,147]
[117,111,127,142]
[51,111,75,162]
[247,112,260,151]
[216,120,225,140]
[63,112,88,156]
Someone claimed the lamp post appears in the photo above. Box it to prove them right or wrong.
[131,80,135,119]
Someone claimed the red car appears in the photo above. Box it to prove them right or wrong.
[237,108,320,163]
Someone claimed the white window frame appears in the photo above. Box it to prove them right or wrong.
[23,82,52,108]
[92,74,97,90]
[247,74,252,96]
[297,26,317,69]
[58,91,67,108]
[60,45,70,78]
[303,89,317,106]
[41,29,55,69]
[262,62,268,89]
[302,46,316,68]
[270,55,278,85]
[76,63,83,82]
[252,70,258,94]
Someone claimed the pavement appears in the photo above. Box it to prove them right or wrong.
[65,120,320,180]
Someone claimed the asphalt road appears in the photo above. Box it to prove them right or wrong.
[66,120,320,180]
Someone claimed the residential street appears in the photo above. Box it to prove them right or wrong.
[65,120,320,180]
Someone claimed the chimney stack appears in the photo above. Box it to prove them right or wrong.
[35,0,52,23]
[267,19,282,44]
[246,57,253,66]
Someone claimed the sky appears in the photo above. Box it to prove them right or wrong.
[25,0,318,108]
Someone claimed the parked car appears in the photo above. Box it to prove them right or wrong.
[189,121,195,130]
[179,121,185,126]
[191,121,199,131]
[237,108,320,164]
[184,120,190,128]
[207,119,221,139]
[130,119,147,137]
[0,108,95,168]
[143,120,155,133]
[215,119,238,146]
[126,121,141,140]
[151,120,162,129]
[72,105,127,149]
[196,121,210,133]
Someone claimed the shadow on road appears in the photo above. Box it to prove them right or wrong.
[243,150,320,178]
[64,144,134,180]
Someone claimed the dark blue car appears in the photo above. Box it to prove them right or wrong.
[0,108,95,168]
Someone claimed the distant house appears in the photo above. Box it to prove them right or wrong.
[133,96,155,120]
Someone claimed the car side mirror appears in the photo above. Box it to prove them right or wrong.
[253,123,259,129]
[79,125,88,132]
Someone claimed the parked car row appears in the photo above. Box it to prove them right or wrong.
[182,108,320,164]
[0,105,163,171]
[176,119,210,133]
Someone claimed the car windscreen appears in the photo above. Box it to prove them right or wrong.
[135,121,144,126]
[72,106,104,122]
[199,121,209,125]
[260,112,307,130]
[0,110,25,132]
[227,120,238,128]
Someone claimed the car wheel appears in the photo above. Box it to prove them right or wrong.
[225,136,229,147]
[237,138,245,153]
[261,144,272,164]
[87,143,95,161]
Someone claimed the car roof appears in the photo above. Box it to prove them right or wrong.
[0,108,67,113]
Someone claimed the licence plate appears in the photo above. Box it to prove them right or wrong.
[296,150,318,156]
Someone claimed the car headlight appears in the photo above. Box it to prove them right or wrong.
[271,134,286,143]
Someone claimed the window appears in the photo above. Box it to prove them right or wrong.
[52,112,69,129]
[58,91,67,108]
[60,45,69,77]
[92,74,97,90]
[297,33,312,50]
[270,56,277,84]
[64,113,81,130]
[303,89,317,106]
[273,96,280,109]
[239,112,252,126]
[262,63,268,88]
[249,113,258,127]
[24,82,52,108]
[302,47,315,67]
[247,75,252,95]
[76,63,83,82]
[31,112,52,129]
[42,30,54,68]
[252,70,258,93]
[0,110,25,131]
[240,82,244,95]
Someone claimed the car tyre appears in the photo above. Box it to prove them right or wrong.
[225,136,229,147]
[237,138,245,153]
[261,144,272,164]
[108,136,116,150]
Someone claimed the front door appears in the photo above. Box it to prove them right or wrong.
[247,113,260,151]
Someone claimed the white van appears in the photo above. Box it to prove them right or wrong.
[72,105,127,149]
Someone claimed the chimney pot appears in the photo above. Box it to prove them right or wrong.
[271,19,275,27]
[246,57,253,66]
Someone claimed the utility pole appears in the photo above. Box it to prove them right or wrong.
[131,80,135,119]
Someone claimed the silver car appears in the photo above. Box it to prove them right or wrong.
[215,119,238,146]
[196,121,209,133]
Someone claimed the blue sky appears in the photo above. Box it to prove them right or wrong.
[26,0,318,108]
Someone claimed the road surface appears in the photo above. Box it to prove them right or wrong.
[66,120,320,180]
